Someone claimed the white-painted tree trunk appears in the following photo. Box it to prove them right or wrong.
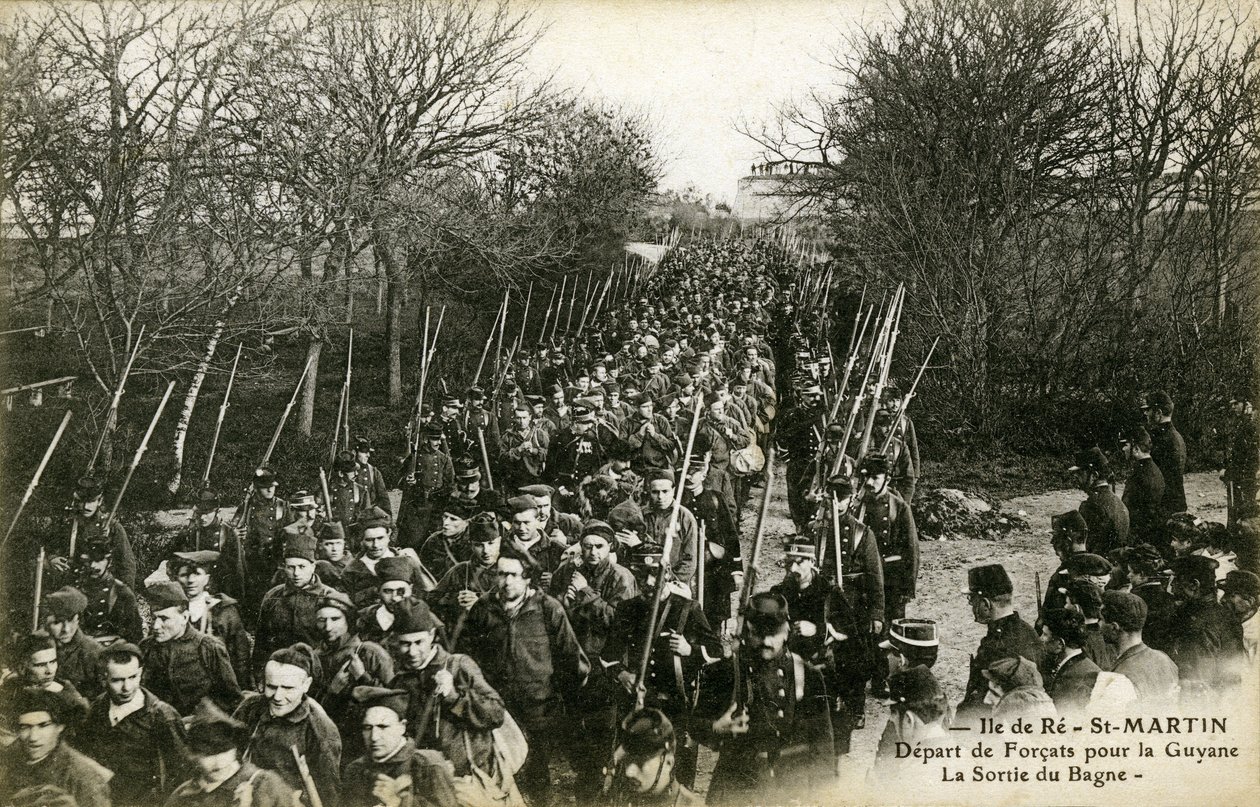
[167,320,227,497]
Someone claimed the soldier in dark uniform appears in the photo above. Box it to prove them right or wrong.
[501,494,569,590]
[1118,543,1176,654]
[40,587,104,700]
[779,383,824,531]
[770,541,871,763]
[397,423,455,552]
[856,453,918,697]
[47,476,137,592]
[624,394,680,473]
[72,538,142,645]
[342,686,459,807]
[183,489,231,553]
[604,552,720,790]
[1070,447,1130,556]
[352,436,392,518]
[1120,427,1167,550]
[549,405,609,502]
[606,708,704,807]
[1042,510,1089,612]
[1167,554,1245,700]
[1144,391,1187,514]
[681,452,742,626]
[957,564,1043,721]
[463,386,501,464]
[1223,392,1259,525]
[328,450,370,543]
[222,466,291,626]
[694,592,836,803]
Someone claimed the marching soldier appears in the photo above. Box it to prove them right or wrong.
[48,476,137,591]
[397,423,456,551]
[1144,391,1187,515]
[607,708,704,807]
[1120,427,1167,550]
[72,537,143,645]
[222,466,292,625]
[426,513,503,628]
[342,685,459,807]
[417,498,475,582]
[780,383,825,531]
[185,488,232,553]
[603,552,719,791]
[856,453,918,697]
[329,450,371,540]
[251,532,342,673]
[1070,447,1130,556]
[681,452,742,626]
[311,590,394,759]
[641,470,699,588]
[352,436,392,518]
[694,592,836,803]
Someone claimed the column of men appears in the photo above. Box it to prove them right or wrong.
[0,241,877,806]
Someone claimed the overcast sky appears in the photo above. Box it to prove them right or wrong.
[526,0,895,202]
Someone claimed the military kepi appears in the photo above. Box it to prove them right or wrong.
[963,564,1013,598]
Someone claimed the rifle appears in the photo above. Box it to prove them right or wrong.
[342,328,354,452]
[1,409,73,552]
[230,356,314,586]
[201,343,242,489]
[318,468,334,523]
[1035,571,1044,619]
[696,520,706,612]
[564,271,582,335]
[732,445,777,714]
[291,745,324,807]
[473,295,504,388]
[550,275,568,344]
[101,380,176,538]
[72,327,144,557]
[878,336,939,456]
[476,426,494,490]
[633,397,703,712]
[517,281,533,350]
[538,285,558,345]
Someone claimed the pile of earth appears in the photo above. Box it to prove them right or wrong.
[914,486,1026,541]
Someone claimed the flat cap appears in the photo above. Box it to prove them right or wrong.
[581,520,615,543]
[983,656,1043,691]
[1051,511,1088,537]
[170,550,220,571]
[744,592,789,632]
[351,686,410,719]
[889,665,943,706]
[618,708,676,760]
[269,642,320,682]
[375,556,414,584]
[282,532,317,562]
[187,698,248,755]
[1220,569,1260,599]
[318,521,347,542]
[392,599,442,634]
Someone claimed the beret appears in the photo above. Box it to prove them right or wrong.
[644,468,675,486]
[507,495,538,515]
[983,656,1043,691]
[43,587,88,619]
[351,686,410,719]
[1169,554,1219,584]
[146,581,189,612]
[1220,569,1260,599]
[518,484,555,499]
[360,505,393,531]
[469,514,501,544]
[1063,578,1103,616]
[744,592,789,631]
[618,708,676,760]
[442,499,476,520]
[316,590,356,616]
